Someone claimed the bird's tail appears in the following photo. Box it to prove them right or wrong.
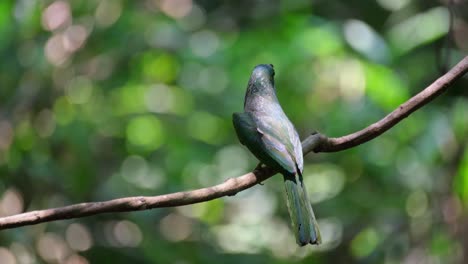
[283,172,321,246]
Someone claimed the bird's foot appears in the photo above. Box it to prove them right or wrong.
[254,163,266,185]
[254,163,265,171]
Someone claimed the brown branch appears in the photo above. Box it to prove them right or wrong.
[0,56,467,230]
[0,168,277,229]
[309,56,468,153]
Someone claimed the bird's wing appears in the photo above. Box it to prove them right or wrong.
[254,113,299,174]
[255,114,304,174]
[288,123,303,173]
[233,112,296,174]
[232,112,257,146]
[256,128,296,174]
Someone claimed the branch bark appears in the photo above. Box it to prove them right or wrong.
[1,56,467,230]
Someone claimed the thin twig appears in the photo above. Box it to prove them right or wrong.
[0,56,467,230]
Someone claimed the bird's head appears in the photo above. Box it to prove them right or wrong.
[244,64,278,107]
[251,64,275,83]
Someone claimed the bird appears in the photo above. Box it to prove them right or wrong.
[232,64,321,246]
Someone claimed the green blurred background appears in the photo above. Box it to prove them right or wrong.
[0,0,467,263]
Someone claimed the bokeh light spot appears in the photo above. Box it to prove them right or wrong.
[66,223,93,251]
[177,4,206,30]
[0,188,24,216]
[65,76,94,104]
[296,26,343,57]
[121,155,165,189]
[0,247,16,264]
[343,19,389,62]
[95,0,122,28]
[126,115,165,151]
[145,84,174,113]
[142,53,179,83]
[45,34,70,66]
[338,59,366,102]
[65,254,89,264]
[36,233,70,263]
[158,0,192,19]
[187,111,223,144]
[63,25,88,52]
[197,66,229,94]
[351,228,380,258]
[406,190,428,218]
[189,30,219,57]
[303,164,345,203]
[113,220,143,247]
[54,96,76,125]
[365,63,409,110]
[10,243,34,264]
[41,1,71,31]
[160,213,193,241]
[388,7,449,55]
[376,0,410,11]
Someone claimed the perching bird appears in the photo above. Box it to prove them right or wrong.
[232,64,321,246]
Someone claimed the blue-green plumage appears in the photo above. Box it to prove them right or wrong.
[232,64,321,246]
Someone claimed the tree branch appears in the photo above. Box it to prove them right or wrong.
[1,56,467,230]
[308,56,468,153]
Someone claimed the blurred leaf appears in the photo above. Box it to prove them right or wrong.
[141,52,180,83]
[294,24,344,57]
[365,63,409,110]
[187,111,226,144]
[350,227,380,258]
[387,7,449,55]
[126,115,165,152]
